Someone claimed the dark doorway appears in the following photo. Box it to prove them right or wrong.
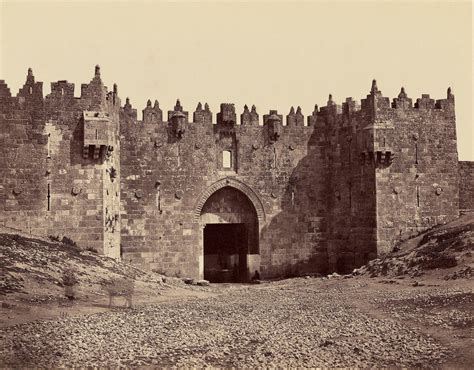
[204,223,248,283]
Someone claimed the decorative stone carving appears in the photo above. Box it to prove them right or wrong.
[175,189,183,199]
[135,190,143,199]
[71,186,82,196]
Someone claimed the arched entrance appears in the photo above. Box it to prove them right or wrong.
[198,181,263,283]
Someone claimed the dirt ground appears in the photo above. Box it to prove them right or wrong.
[1,273,472,368]
[1,217,472,367]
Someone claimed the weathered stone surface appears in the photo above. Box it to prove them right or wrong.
[459,161,474,213]
[0,69,471,280]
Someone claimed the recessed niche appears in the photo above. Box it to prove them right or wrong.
[71,186,82,196]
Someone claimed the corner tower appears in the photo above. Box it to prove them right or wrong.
[364,81,459,253]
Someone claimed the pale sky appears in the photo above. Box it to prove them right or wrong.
[1,0,472,160]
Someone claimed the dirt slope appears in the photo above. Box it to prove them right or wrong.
[353,213,473,279]
[0,227,169,297]
[0,226,215,327]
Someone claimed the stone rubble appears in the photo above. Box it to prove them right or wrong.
[1,278,465,368]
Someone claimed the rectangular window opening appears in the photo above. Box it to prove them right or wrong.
[47,133,51,158]
[222,150,232,169]
[47,183,51,211]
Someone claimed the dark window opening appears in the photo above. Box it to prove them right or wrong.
[47,183,51,211]
[415,143,419,164]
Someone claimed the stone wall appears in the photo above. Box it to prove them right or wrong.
[370,85,459,252]
[0,68,466,279]
[119,101,330,278]
[459,161,474,213]
[0,67,121,257]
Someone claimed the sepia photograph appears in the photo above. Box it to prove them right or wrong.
[0,0,473,367]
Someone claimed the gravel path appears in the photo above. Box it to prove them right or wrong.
[0,279,466,367]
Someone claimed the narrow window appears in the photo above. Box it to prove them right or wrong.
[47,183,51,211]
[47,133,51,158]
[273,146,278,169]
[61,88,64,96]
[416,186,420,207]
[223,150,232,169]
[29,87,33,94]
[156,183,162,214]
[95,129,98,140]
[415,143,419,164]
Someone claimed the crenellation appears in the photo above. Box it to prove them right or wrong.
[121,97,137,120]
[240,104,251,125]
[217,103,236,125]
[307,104,318,127]
[415,94,435,109]
[295,106,304,126]
[79,65,109,111]
[167,99,189,122]
[49,80,75,100]
[16,68,44,107]
[0,80,12,98]
[392,87,413,109]
[286,106,296,126]
[193,102,212,124]
[250,105,259,125]
[142,99,163,123]
[342,97,358,116]
[1,68,469,281]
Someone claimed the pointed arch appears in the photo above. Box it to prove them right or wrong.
[194,178,265,223]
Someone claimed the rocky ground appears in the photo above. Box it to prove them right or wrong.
[353,214,473,279]
[0,277,472,368]
[0,216,472,367]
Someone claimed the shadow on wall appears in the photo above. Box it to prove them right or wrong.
[259,124,331,279]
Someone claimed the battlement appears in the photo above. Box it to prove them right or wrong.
[216,103,236,125]
[193,102,212,124]
[0,66,121,114]
[115,78,454,134]
[0,66,465,282]
[0,69,455,123]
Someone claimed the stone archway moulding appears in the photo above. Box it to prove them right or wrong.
[194,178,266,223]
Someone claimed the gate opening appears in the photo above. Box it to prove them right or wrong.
[204,223,248,283]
